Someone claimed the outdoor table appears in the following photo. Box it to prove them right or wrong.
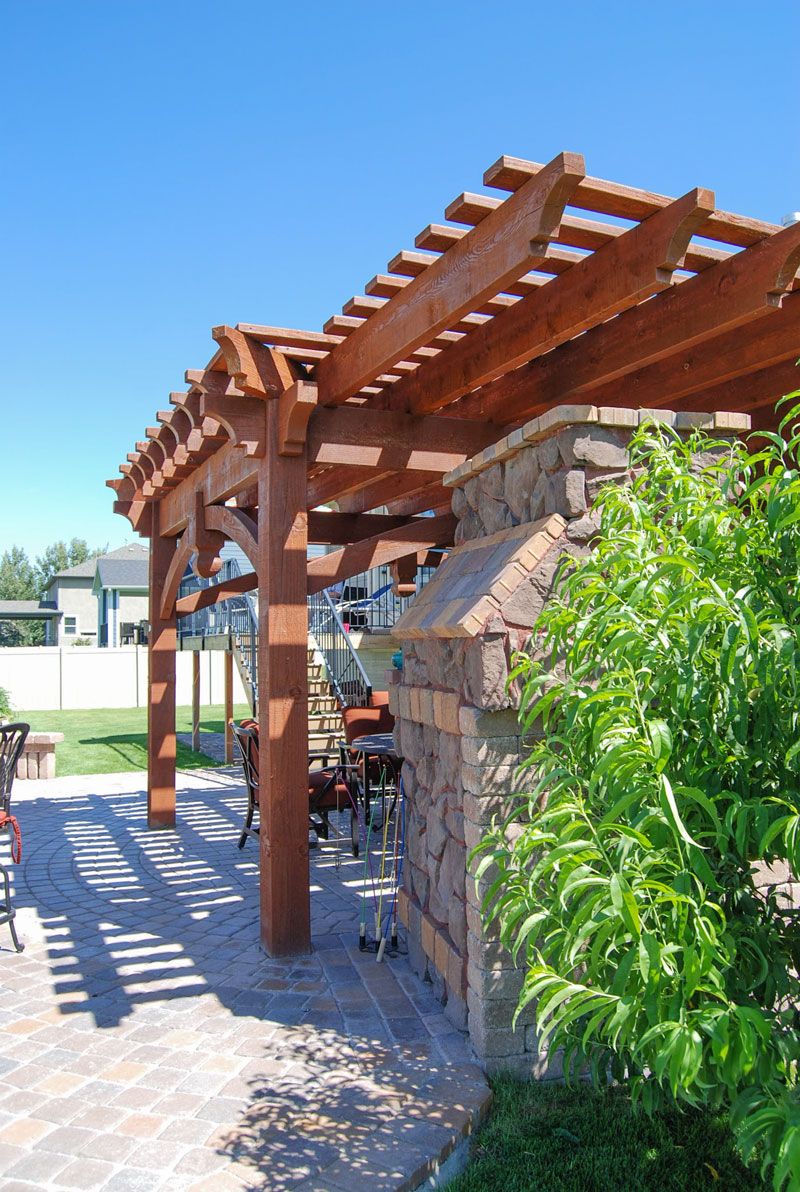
[341,733,402,845]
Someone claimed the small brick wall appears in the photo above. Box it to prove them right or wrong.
[16,733,64,779]
[393,405,749,1075]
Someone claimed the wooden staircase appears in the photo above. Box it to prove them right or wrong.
[307,643,344,753]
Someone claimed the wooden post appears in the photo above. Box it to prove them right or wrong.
[257,399,310,956]
[224,650,234,764]
[147,503,177,828]
[192,652,201,753]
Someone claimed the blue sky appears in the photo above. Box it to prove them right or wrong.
[2,1,798,561]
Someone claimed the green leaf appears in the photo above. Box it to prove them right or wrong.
[660,773,704,850]
[609,873,641,938]
[647,719,673,773]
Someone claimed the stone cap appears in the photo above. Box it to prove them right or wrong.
[443,405,751,489]
[24,733,64,746]
[393,514,565,640]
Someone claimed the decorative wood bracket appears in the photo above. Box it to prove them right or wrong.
[191,491,225,579]
[278,380,318,456]
[650,187,717,282]
[160,534,195,621]
[205,505,258,570]
[127,453,152,483]
[186,368,267,457]
[390,555,418,596]
[211,325,300,398]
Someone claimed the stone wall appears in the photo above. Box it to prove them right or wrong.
[393,405,749,1074]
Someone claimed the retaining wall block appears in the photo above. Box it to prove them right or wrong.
[432,689,461,735]
[467,989,536,1031]
[461,735,522,768]
[461,762,522,798]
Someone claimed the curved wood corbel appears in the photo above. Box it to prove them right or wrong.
[211,325,300,398]
[184,368,266,455]
[769,221,800,297]
[160,406,193,446]
[112,473,137,503]
[170,390,203,426]
[156,411,182,451]
[128,448,153,481]
[655,188,716,283]
[160,533,195,621]
[204,505,258,570]
[278,380,318,456]
[142,435,167,469]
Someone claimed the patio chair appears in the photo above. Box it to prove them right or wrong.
[229,720,357,854]
[0,722,29,952]
[340,691,394,742]
[340,693,397,849]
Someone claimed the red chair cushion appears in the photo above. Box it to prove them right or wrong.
[341,692,394,743]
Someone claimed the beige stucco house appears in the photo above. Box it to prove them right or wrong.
[44,544,149,646]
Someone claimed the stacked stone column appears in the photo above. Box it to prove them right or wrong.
[393,406,749,1073]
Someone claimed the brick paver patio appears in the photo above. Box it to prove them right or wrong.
[0,767,490,1191]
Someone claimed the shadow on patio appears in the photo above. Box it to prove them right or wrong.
[0,770,488,1190]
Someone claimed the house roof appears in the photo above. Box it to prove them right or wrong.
[94,554,149,591]
[0,600,62,621]
[53,544,149,583]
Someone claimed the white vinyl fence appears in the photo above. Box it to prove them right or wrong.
[0,646,249,711]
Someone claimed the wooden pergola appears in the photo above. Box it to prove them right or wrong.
[109,152,800,956]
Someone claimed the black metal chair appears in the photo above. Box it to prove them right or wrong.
[0,722,29,952]
[229,719,358,854]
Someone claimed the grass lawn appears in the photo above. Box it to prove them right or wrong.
[17,704,253,776]
[444,1075,766,1192]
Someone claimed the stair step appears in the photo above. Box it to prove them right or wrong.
[308,713,345,733]
[309,732,343,752]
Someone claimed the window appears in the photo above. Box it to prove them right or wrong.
[64,617,77,635]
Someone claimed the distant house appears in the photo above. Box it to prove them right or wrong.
[0,600,62,645]
[44,544,149,647]
[92,546,149,647]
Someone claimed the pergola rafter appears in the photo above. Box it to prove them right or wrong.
[108,150,800,956]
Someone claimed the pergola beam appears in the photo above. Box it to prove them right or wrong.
[463,221,800,425]
[175,572,258,617]
[306,513,457,594]
[577,289,800,413]
[313,152,585,406]
[483,155,779,248]
[307,510,442,545]
[159,441,259,537]
[389,188,715,416]
[306,405,498,470]
[335,470,443,516]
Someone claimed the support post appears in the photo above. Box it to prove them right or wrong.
[224,651,234,764]
[257,400,311,956]
[192,652,201,753]
[147,503,177,827]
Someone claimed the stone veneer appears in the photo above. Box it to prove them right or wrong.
[392,405,749,1075]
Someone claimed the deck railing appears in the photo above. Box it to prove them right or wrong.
[176,557,438,709]
[307,588,373,707]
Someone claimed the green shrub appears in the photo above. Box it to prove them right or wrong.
[0,686,14,719]
[475,405,800,1190]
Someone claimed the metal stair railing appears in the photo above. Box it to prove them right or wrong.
[308,588,373,708]
[177,556,439,713]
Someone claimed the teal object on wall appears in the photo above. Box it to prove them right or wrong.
[392,650,403,669]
